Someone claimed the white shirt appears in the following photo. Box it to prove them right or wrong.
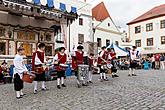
[107,54,112,60]
[129,50,139,60]
[13,54,28,79]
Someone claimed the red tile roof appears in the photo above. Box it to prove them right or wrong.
[92,2,110,21]
[127,4,165,25]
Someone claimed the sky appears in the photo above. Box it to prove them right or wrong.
[79,0,165,31]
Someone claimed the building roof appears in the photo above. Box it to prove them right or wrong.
[127,4,165,25]
[92,2,110,21]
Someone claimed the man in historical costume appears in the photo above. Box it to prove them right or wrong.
[88,53,95,83]
[128,46,140,76]
[32,43,47,94]
[13,47,28,99]
[72,45,88,87]
[53,47,67,89]
[107,48,119,78]
[97,46,108,81]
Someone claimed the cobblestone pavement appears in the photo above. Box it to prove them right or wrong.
[1,70,165,110]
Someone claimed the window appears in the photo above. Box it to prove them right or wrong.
[146,23,153,31]
[0,42,6,55]
[161,36,165,44]
[135,40,141,47]
[45,34,52,41]
[0,27,5,37]
[56,30,64,43]
[108,23,110,27]
[135,26,141,33]
[45,45,52,56]
[78,34,84,44]
[115,41,119,46]
[106,40,110,47]
[147,38,153,46]
[97,38,102,47]
[160,20,165,29]
[79,18,83,26]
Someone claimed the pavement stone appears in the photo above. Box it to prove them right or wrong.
[0,70,165,110]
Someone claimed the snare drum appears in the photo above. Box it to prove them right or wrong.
[59,64,68,70]
[22,72,35,83]
[78,64,89,80]
[34,67,44,74]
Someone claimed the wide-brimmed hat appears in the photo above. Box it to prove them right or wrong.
[59,47,66,51]
[77,45,84,50]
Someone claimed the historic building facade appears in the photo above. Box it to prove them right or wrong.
[127,4,165,54]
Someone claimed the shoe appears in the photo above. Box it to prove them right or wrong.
[114,74,119,77]
[16,96,22,99]
[42,88,47,91]
[34,90,37,94]
[82,84,88,86]
[62,84,66,87]
[132,74,137,76]
[57,85,61,89]
[128,74,131,76]
[112,75,115,78]
[77,84,81,88]
[89,81,93,84]
[104,79,108,81]
[20,94,26,97]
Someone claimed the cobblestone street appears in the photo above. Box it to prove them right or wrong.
[1,70,165,110]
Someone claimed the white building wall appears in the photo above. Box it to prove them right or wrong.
[129,16,165,51]
[54,0,93,51]
[93,18,123,51]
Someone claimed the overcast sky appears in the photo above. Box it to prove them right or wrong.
[79,0,165,31]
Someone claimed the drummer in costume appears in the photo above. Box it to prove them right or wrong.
[128,46,140,76]
[32,43,47,94]
[98,46,108,81]
[107,48,119,78]
[88,53,95,83]
[72,45,87,87]
[13,47,28,99]
[53,47,67,89]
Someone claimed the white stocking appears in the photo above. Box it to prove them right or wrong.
[57,78,60,85]
[103,73,106,79]
[42,81,46,89]
[61,77,64,84]
[100,73,103,79]
[16,91,20,97]
[34,81,38,91]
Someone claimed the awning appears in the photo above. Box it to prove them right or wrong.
[107,43,128,57]
[0,12,60,29]
[26,0,77,13]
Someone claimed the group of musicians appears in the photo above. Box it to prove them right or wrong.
[13,43,139,99]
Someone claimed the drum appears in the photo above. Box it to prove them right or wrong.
[34,67,44,74]
[22,72,35,83]
[59,64,68,70]
[78,65,89,81]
